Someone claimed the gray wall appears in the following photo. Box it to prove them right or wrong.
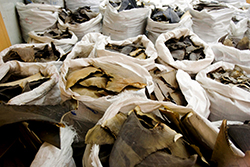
[0,0,24,45]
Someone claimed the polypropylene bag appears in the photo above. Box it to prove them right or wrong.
[101,0,150,40]
[177,69,210,118]
[89,34,158,70]
[196,61,250,122]
[155,28,214,74]
[146,10,193,44]
[57,13,102,41]
[229,18,248,39]
[64,41,96,60]
[82,95,234,167]
[59,56,154,113]
[25,0,64,7]
[210,43,250,66]
[187,2,234,43]
[0,61,61,105]
[28,29,78,53]
[65,0,101,12]
[31,125,77,167]
[16,2,60,42]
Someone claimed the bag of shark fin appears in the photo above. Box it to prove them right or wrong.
[84,33,158,70]
[0,61,61,105]
[146,5,193,44]
[196,61,250,122]
[187,0,234,43]
[0,42,65,71]
[16,2,60,42]
[28,28,78,53]
[101,0,150,40]
[57,7,102,41]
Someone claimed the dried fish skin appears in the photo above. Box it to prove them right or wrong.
[109,111,192,167]
[211,120,250,167]
[66,66,101,89]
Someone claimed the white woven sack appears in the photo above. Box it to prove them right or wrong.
[177,69,210,118]
[187,4,234,43]
[82,95,242,167]
[229,18,248,39]
[102,2,150,40]
[65,0,101,12]
[92,34,158,70]
[57,13,102,41]
[59,56,154,113]
[64,41,96,60]
[0,61,61,105]
[28,30,78,53]
[155,28,214,74]
[31,125,77,167]
[211,43,250,66]
[25,0,64,7]
[146,11,193,44]
[207,90,250,122]
[196,61,250,121]
[16,2,60,42]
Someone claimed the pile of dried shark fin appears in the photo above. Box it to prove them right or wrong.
[85,105,250,166]
[147,68,187,106]
[193,1,228,12]
[0,99,77,166]
[3,42,61,63]
[59,6,98,24]
[219,34,250,50]
[165,35,206,61]
[151,6,185,23]
[109,0,144,12]
[105,42,148,59]
[37,28,72,40]
[66,63,147,98]
[0,72,50,103]
[207,65,250,92]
